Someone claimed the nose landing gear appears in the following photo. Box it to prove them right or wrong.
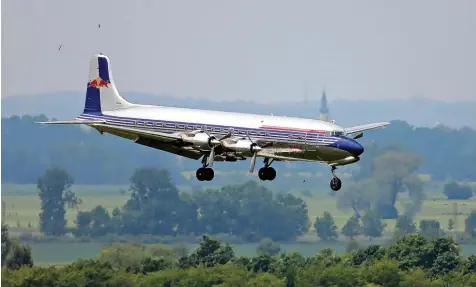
[330,166,342,191]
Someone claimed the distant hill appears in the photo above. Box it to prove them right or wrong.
[2,92,476,129]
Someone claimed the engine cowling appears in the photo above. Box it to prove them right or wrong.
[223,139,262,156]
[182,133,216,150]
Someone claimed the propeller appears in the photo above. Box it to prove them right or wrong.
[204,127,233,167]
[246,132,262,174]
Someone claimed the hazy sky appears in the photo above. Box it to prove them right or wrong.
[2,0,475,103]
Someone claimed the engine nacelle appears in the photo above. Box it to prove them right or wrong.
[223,139,262,156]
[182,132,215,150]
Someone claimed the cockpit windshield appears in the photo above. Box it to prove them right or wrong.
[327,131,345,136]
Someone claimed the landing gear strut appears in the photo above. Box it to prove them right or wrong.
[258,158,276,181]
[330,166,342,191]
[196,155,214,181]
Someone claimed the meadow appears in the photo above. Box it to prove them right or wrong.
[3,182,476,265]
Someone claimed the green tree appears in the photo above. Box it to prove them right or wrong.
[465,210,476,237]
[121,167,198,236]
[74,205,111,237]
[355,147,425,220]
[2,225,33,270]
[419,220,443,240]
[362,210,386,240]
[314,212,338,241]
[179,235,235,268]
[1,224,12,266]
[341,216,362,239]
[394,215,417,237]
[37,168,75,235]
[448,218,454,232]
[256,238,281,256]
[361,259,402,287]
[443,181,473,200]
[429,237,461,276]
[4,240,34,270]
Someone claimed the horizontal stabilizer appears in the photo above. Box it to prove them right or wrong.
[36,120,106,125]
[345,122,390,135]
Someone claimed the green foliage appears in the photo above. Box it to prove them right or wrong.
[465,210,476,237]
[395,214,417,237]
[419,220,444,240]
[341,216,362,239]
[443,181,473,200]
[256,238,281,256]
[179,235,235,268]
[361,209,386,239]
[37,168,76,236]
[73,172,310,242]
[361,259,402,287]
[1,224,12,266]
[1,225,33,270]
[98,242,182,273]
[314,211,338,241]
[448,218,454,231]
[4,234,476,286]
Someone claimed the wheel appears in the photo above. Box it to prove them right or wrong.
[258,168,267,181]
[330,177,342,191]
[267,167,276,181]
[196,168,205,181]
[204,168,214,181]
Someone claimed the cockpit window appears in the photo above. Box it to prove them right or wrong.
[327,131,344,136]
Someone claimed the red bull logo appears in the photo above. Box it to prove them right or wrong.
[88,77,109,88]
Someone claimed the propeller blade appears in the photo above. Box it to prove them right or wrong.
[208,146,215,167]
[248,152,257,174]
[219,130,232,141]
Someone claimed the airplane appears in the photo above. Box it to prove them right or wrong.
[38,53,390,192]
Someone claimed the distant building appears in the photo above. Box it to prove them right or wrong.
[319,89,329,122]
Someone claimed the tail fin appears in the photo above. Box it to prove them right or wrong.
[83,54,133,114]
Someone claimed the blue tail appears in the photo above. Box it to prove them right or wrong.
[83,54,132,115]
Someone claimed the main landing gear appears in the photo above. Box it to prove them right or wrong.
[196,155,214,181]
[258,158,276,181]
[330,166,342,192]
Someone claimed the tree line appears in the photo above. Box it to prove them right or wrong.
[2,115,476,185]
[4,226,476,286]
[30,166,476,244]
[37,167,310,242]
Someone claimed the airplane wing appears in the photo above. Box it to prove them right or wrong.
[93,124,203,159]
[39,120,202,159]
[36,120,107,125]
[344,122,390,135]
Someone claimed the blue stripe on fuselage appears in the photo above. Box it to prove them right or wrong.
[79,112,343,146]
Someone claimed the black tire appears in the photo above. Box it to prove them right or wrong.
[196,168,205,181]
[267,167,276,181]
[205,168,214,181]
[330,177,342,191]
[258,168,267,180]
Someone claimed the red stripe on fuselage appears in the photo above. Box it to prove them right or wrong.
[260,125,326,134]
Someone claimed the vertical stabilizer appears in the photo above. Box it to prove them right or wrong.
[83,54,133,114]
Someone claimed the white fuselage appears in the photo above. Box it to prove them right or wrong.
[78,103,363,165]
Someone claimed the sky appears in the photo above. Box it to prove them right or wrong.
[2,0,475,103]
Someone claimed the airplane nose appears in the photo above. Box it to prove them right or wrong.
[332,137,364,156]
